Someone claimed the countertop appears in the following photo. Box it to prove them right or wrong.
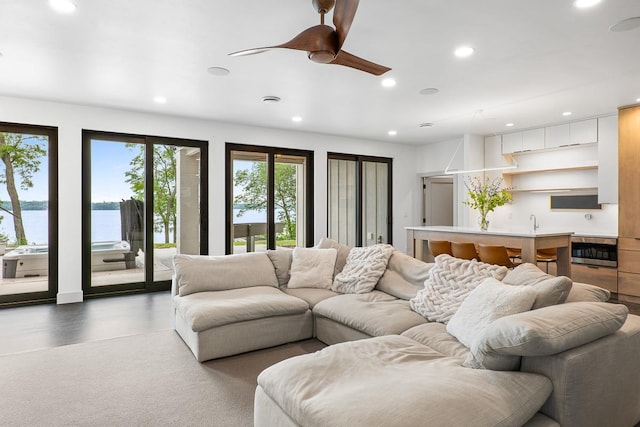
[405,226,574,238]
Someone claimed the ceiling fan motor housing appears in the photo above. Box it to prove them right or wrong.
[312,0,336,14]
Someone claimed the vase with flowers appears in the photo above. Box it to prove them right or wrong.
[463,176,512,231]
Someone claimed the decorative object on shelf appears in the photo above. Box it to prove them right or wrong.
[463,177,512,231]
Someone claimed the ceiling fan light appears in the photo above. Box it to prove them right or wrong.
[308,51,336,64]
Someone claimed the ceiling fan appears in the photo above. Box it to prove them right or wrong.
[229,0,391,76]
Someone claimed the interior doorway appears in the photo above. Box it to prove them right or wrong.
[423,176,453,226]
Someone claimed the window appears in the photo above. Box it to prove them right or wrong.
[82,130,208,295]
[226,144,313,254]
[327,153,392,246]
[0,122,58,306]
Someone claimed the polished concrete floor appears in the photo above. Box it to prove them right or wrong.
[0,291,173,356]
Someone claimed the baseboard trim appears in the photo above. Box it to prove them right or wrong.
[57,290,83,304]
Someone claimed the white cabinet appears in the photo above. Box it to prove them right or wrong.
[545,119,597,148]
[501,129,544,154]
[570,119,598,145]
[522,128,545,151]
[545,123,571,148]
[502,133,522,154]
[597,115,618,204]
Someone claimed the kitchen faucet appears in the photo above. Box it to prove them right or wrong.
[530,214,539,232]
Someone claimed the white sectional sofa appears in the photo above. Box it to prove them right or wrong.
[171,239,640,427]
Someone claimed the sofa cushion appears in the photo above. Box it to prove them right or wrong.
[447,278,537,351]
[173,286,309,332]
[173,253,278,297]
[401,322,470,361]
[313,291,426,337]
[266,249,293,287]
[469,302,629,370]
[376,251,433,300]
[317,237,352,277]
[502,263,572,309]
[282,287,339,309]
[332,244,395,294]
[410,254,509,323]
[565,281,610,303]
[287,247,337,289]
[257,335,552,427]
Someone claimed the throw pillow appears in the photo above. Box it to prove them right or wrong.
[331,244,395,294]
[287,247,337,289]
[266,248,293,287]
[502,263,572,309]
[317,237,353,277]
[446,278,537,350]
[409,254,509,323]
[469,301,628,370]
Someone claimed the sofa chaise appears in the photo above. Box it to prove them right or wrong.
[171,239,640,427]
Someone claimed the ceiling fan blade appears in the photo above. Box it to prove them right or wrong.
[228,47,274,57]
[333,0,359,49]
[330,50,391,76]
[229,25,337,58]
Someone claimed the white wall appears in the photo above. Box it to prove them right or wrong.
[0,95,419,304]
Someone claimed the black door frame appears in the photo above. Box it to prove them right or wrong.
[225,143,314,254]
[0,122,58,307]
[81,130,208,297]
[327,152,393,246]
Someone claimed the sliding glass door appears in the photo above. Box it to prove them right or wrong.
[82,131,207,295]
[0,122,57,306]
[226,144,313,254]
[328,153,392,247]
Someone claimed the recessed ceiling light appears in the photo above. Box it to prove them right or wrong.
[207,67,230,76]
[636,97,640,102]
[49,0,77,14]
[262,95,281,104]
[505,123,515,127]
[381,78,396,88]
[388,130,397,136]
[419,88,439,96]
[562,111,572,116]
[574,0,601,9]
[454,46,474,58]
[153,96,167,104]
[609,17,640,32]
[292,116,302,123]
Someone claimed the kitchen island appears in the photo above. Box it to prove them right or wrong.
[406,226,573,277]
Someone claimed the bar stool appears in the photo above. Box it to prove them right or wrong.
[451,242,479,260]
[536,248,557,273]
[478,244,518,268]
[506,247,522,263]
[428,240,452,257]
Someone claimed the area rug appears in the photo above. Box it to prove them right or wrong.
[0,330,325,426]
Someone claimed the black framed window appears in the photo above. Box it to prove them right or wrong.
[82,130,208,296]
[0,122,58,306]
[327,153,392,246]
[226,143,313,254]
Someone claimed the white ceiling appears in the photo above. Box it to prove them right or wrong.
[1,0,639,144]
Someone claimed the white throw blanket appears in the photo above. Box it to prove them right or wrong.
[410,254,508,323]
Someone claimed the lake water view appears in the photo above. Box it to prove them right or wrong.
[0,209,268,245]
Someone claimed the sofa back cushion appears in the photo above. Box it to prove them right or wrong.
[266,248,293,287]
[564,281,610,303]
[502,263,572,309]
[317,237,352,277]
[173,253,278,296]
[376,251,433,300]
